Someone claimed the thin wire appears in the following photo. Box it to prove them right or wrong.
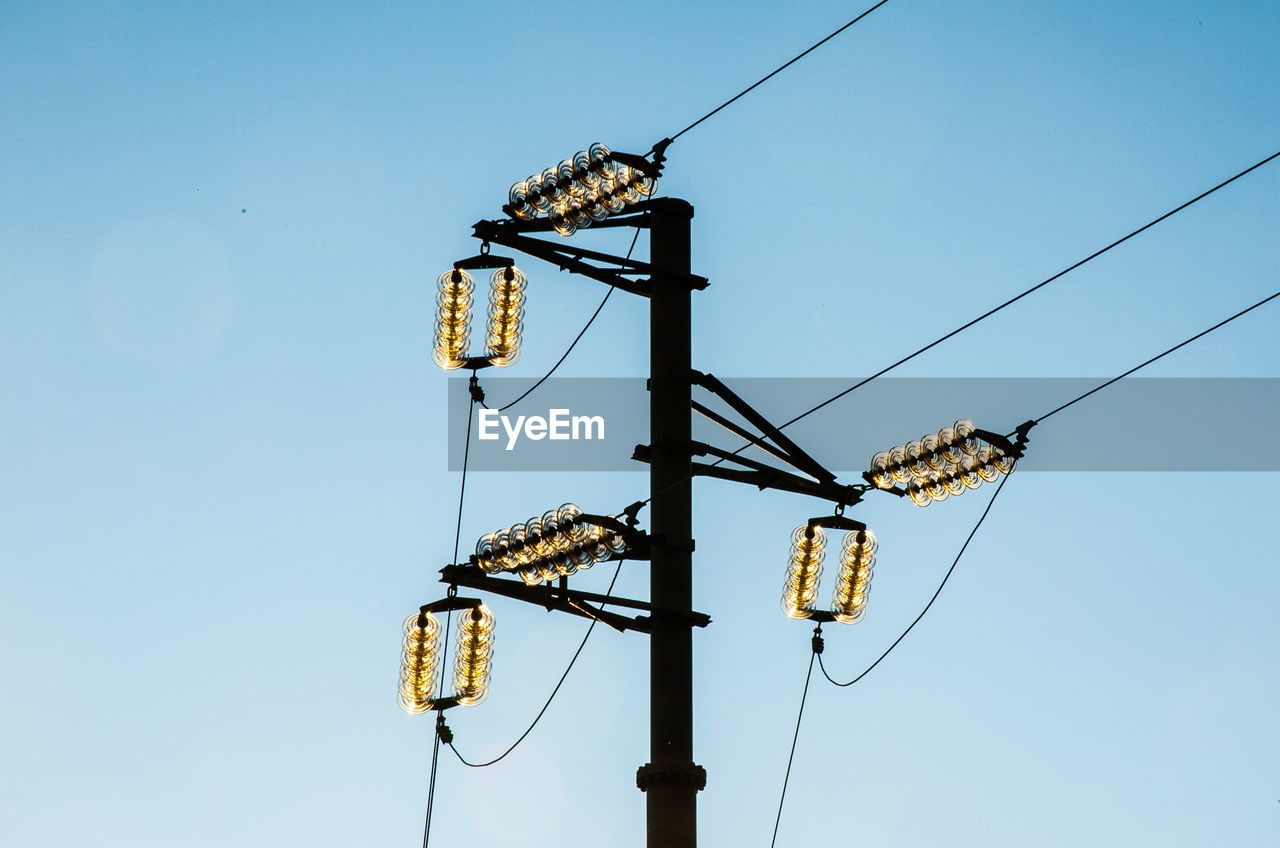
[770,649,817,848]
[819,472,1010,688]
[421,385,478,847]
[1033,288,1280,425]
[759,150,1280,438]
[638,149,1280,508]
[666,0,894,144]
[488,223,643,413]
[421,729,441,848]
[448,560,625,768]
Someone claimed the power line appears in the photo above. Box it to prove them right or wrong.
[422,384,479,847]
[1032,287,1280,426]
[486,227,641,412]
[763,150,1280,438]
[447,560,624,768]
[770,643,818,848]
[818,472,1010,688]
[637,148,1279,509]
[665,0,895,145]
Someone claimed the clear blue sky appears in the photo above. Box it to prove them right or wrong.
[2,2,1277,846]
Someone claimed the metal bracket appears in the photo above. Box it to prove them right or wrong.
[439,564,711,633]
[636,762,707,792]
[632,443,864,507]
[687,370,837,484]
[472,216,710,297]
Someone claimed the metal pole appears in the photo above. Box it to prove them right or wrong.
[637,197,704,847]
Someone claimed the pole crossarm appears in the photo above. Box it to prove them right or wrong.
[472,216,710,297]
[633,442,865,506]
[688,370,837,483]
[439,563,712,634]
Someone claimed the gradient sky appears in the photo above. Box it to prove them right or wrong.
[2,2,1278,846]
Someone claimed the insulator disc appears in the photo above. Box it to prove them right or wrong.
[922,433,947,471]
[907,483,931,507]
[954,419,979,456]
[551,214,576,237]
[558,159,584,197]
[905,440,930,481]
[573,150,598,190]
[887,446,911,484]
[995,451,1017,475]
[588,142,615,182]
[869,451,894,488]
[508,179,537,220]
[527,174,552,213]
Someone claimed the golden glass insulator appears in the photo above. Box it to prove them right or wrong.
[868,451,894,489]
[474,532,505,574]
[941,473,966,496]
[601,188,627,215]
[842,527,877,561]
[453,605,495,707]
[570,203,594,228]
[904,440,930,481]
[551,552,577,578]
[585,197,609,222]
[925,478,948,502]
[954,419,979,456]
[573,150,599,191]
[519,519,548,560]
[485,267,526,366]
[535,558,561,583]
[781,525,825,619]
[937,426,964,466]
[588,142,615,182]
[433,269,474,369]
[632,168,657,197]
[583,524,612,563]
[489,529,517,571]
[436,289,473,317]
[907,481,932,507]
[556,504,587,545]
[550,211,577,237]
[886,445,911,484]
[398,611,442,714]
[557,159,585,197]
[921,433,948,472]
[526,174,552,214]
[975,446,1001,483]
[538,509,562,545]
[832,529,876,624]
[958,454,982,489]
[517,564,541,585]
[506,524,535,565]
[539,167,568,210]
[508,179,537,220]
[994,449,1017,475]
[613,165,642,204]
[604,525,629,555]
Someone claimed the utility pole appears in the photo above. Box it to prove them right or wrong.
[420,145,1024,846]
[636,197,705,847]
